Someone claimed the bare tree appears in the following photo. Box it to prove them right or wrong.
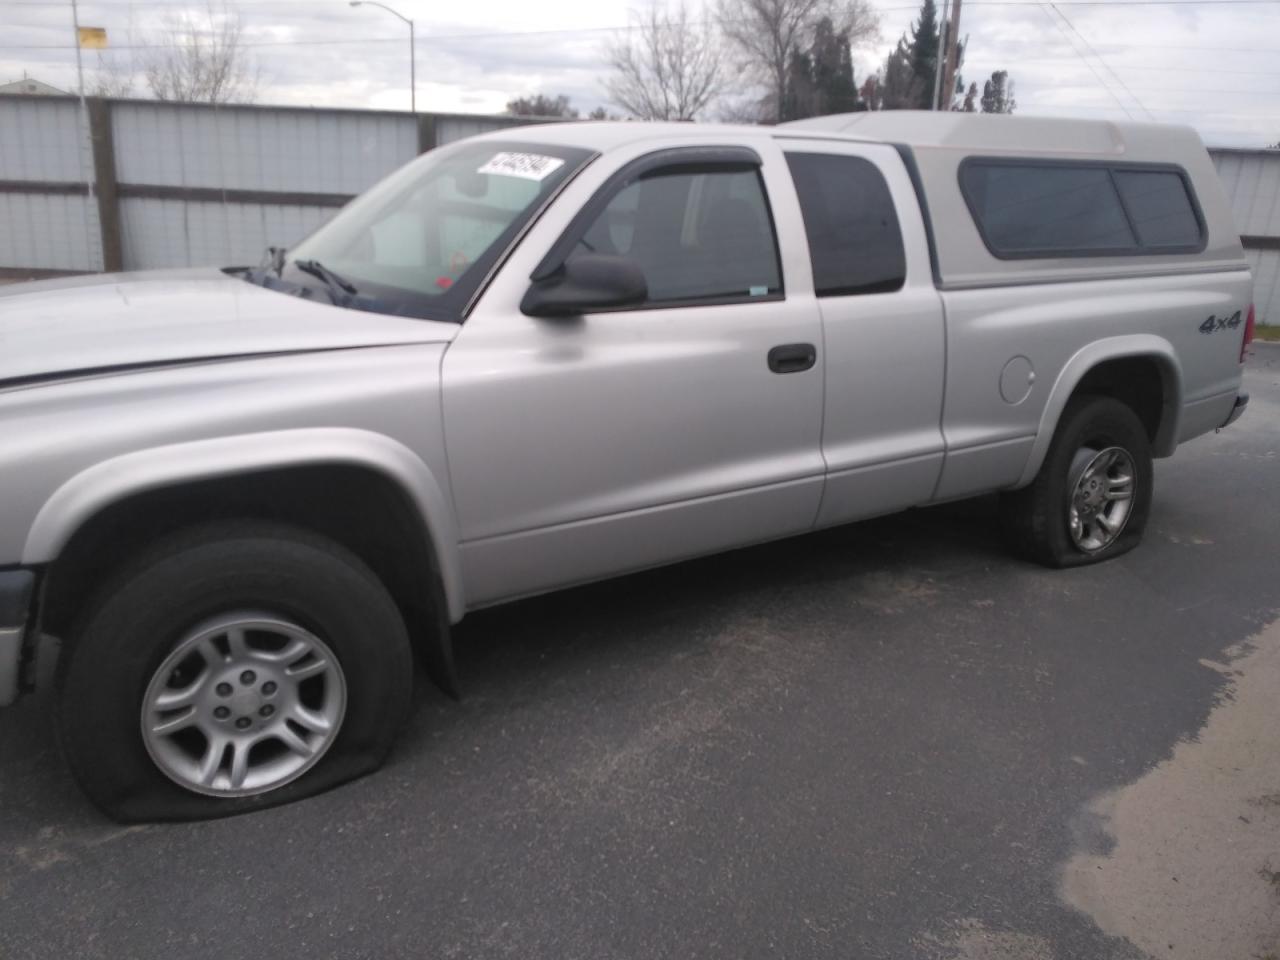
[141,3,259,104]
[716,0,879,123]
[88,51,136,98]
[506,94,578,117]
[603,2,726,121]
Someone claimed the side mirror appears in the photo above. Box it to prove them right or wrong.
[520,253,647,318]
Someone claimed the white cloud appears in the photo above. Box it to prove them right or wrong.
[0,0,1275,144]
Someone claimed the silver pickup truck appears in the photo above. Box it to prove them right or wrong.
[0,112,1254,821]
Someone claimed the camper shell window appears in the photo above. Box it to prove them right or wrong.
[959,158,1206,260]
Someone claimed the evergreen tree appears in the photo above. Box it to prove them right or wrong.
[779,16,860,120]
[869,0,938,112]
[907,0,940,109]
[980,70,1015,114]
[782,46,816,120]
[876,35,918,109]
[812,17,859,114]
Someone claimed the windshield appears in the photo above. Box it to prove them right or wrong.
[282,139,594,322]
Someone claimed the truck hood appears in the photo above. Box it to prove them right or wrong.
[0,268,457,388]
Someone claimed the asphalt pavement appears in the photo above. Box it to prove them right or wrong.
[1,348,1277,960]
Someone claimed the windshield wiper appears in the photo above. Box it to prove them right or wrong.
[293,258,358,304]
[266,246,287,276]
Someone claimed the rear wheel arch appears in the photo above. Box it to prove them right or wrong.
[1017,338,1182,488]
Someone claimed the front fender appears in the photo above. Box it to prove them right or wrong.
[1015,335,1183,488]
[22,427,466,623]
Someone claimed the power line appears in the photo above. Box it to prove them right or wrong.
[3,0,1280,6]
[5,20,1280,61]
[995,57,1280,77]
[1033,2,1134,115]
[1062,41,1280,53]
[1049,2,1155,118]
[1042,82,1280,96]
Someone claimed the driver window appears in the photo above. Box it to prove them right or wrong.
[574,167,782,304]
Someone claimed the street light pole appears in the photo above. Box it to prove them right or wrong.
[349,0,416,113]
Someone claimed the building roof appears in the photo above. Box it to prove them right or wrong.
[0,77,68,96]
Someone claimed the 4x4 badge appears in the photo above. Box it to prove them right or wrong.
[1200,311,1243,334]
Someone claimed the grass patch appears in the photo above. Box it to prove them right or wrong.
[1256,323,1280,342]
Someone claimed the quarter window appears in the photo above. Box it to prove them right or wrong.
[786,152,906,296]
[1112,170,1202,248]
[960,160,1204,258]
[572,168,782,305]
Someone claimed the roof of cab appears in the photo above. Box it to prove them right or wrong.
[477,111,1207,162]
[471,120,769,153]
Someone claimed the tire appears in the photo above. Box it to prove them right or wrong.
[1001,395,1154,568]
[57,521,413,822]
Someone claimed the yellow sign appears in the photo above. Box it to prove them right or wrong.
[77,27,107,49]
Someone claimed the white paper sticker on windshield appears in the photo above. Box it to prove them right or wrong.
[477,151,565,181]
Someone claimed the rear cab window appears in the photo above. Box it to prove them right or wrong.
[785,152,906,297]
[959,159,1205,259]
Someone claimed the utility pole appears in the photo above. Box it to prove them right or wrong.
[70,0,96,268]
[940,0,963,112]
[931,11,948,109]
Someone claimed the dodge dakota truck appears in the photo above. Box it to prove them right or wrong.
[0,112,1254,820]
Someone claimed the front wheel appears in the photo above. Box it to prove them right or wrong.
[58,522,413,822]
[1001,395,1154,567]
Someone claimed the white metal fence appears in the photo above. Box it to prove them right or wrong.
[3,96,1277,322]
[0,94,542,279]
[0,95,101,273]
[1211,148,1280,324]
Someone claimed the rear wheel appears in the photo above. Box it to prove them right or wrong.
[58,522,413,822]
[1001,395,1154,567]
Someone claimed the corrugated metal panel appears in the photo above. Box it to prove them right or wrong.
[119,196,333,269]
[0,97,88,182]
[1246,249,1279,325]
[0,192,97,270]
[0,99,545,275]
[112,102,417,193]
[1210,150,1280,238]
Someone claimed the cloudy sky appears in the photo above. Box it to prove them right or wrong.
[1,0,1276,146]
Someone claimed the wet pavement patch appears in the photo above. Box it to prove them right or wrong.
[1061,618,1280,959]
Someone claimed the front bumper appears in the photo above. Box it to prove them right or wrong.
[1219,392,1249,429]
[0,569,36,707]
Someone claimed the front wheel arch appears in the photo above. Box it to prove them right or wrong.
[58,520,414,821]
[38,461,458,697]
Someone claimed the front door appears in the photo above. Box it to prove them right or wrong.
[442,141,826,607]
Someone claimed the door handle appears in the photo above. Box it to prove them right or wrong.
[768,343,817,374]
